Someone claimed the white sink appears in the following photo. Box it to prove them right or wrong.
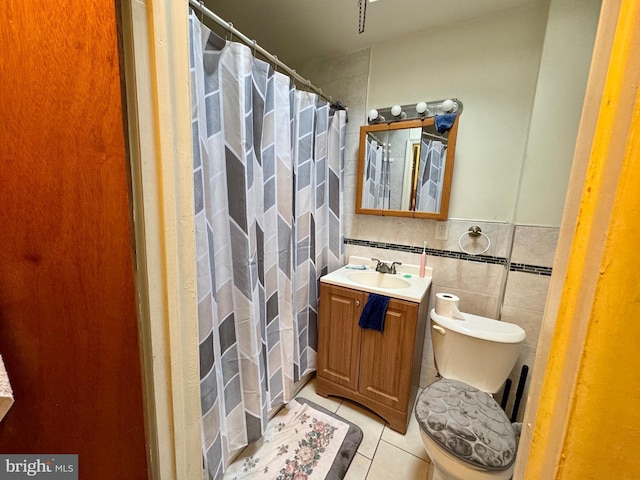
[320,256,433,303]
[346,271,410,289]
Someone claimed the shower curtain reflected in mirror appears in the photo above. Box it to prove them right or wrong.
[362,136,388,209]
[414,138,446,213]
[190,13,346,479]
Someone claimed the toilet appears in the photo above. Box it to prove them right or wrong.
[415,309,526,480]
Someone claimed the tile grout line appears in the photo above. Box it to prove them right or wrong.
[379,438,431,463]
[364,423,385,480]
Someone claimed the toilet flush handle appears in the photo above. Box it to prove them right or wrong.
[432,325,446,336]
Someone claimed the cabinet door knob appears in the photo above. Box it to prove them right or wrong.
[355,300,360,307]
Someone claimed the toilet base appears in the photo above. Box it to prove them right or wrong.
[427,462,439,480]
[428,462,512,480]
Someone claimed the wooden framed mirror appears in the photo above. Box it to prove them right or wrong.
[356,114,460,219]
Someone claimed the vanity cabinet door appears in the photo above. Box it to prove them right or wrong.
[358,299,418,410]
[317,284,365,390]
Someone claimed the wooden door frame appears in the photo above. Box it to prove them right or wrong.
[119,1,202,479]
[514,0,638,477]
[119,0,636,478]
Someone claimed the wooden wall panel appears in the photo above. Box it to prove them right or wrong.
[0,1,148,478]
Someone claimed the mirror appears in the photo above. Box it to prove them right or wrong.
[356,114,459,219]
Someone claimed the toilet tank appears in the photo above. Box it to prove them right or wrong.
[430,309,526,394]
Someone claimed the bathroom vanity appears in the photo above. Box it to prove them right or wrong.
[316,257,432,434]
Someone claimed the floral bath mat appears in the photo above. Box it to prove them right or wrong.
[223,398,363,480]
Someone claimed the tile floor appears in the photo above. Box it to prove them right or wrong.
[293,377,430,479]
[227,375,431,479]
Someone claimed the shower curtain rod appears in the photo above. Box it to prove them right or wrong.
[368,132,385,146]
[189,0,332,103]
[422,131,448,143]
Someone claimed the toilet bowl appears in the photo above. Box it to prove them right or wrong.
[421,431,514,480]
[415,309,525,480]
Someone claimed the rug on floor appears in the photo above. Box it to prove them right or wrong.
[223,397,363,480]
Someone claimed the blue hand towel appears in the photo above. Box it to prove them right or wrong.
[358,294,391,332]
[435,113,457,133]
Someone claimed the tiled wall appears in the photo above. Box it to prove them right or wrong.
[343,223,557,421]
[500,226,557,420]
[300,51,558,422]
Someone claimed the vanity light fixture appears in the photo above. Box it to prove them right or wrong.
[368,109,385,123]
[442,99,457,113]
[368,99,463,124]
[416,101,430,116]
[391,104,407,119]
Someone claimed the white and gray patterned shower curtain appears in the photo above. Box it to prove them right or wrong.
[189,14,346,480]
[415,138,446,212]
[362,137,385,209]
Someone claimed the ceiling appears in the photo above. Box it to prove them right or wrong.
[202,0,547,67]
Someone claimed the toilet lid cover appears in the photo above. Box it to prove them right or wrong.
[415,379,517,471]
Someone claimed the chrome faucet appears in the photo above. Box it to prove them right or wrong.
[372,258,402,274]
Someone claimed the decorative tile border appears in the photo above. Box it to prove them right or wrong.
[343,238,552,275]
[509,263,553,276]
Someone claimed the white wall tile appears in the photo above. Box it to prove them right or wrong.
[346,73,369,106]
[356,216,398,244]
[503,271,551,312]
[511,225,559,267]
[459,262,504,297]
[428,257,462,289]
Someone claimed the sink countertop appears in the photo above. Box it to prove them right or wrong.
[320,256,433,303]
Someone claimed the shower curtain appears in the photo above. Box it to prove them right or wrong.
[415,138,446,212]
[189,13,346,480]
[362,136,386,209]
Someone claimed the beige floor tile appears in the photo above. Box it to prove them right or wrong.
[381,410,429,461]
[343,452,371,480]
[366,440,430,480]
[294,376,342,413]
[335,399,385,459]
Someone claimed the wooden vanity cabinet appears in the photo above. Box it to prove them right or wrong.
[316,283,428,434]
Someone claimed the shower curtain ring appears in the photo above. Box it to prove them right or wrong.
[228,22,233,42]
[198,0,205,22]
[252,40,257,56]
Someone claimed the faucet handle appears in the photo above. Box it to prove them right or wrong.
[371,258,388,273]
[390,261,402,274]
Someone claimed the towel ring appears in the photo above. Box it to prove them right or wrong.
[458,226,491,256]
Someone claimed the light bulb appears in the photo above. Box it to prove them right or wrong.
[442,99,456,112]
[391,104,402,117]
[368,109,379,122]
[416,102,427,114]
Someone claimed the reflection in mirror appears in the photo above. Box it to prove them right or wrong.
[361,129,388,209]
[357,111,460,220]
[415,123,450,213]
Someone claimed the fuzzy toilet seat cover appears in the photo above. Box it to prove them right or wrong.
[415,378,517,470]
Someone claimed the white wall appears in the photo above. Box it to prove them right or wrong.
[515,0,601,225]
[368,3,549,221]
[296,0,601,424]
